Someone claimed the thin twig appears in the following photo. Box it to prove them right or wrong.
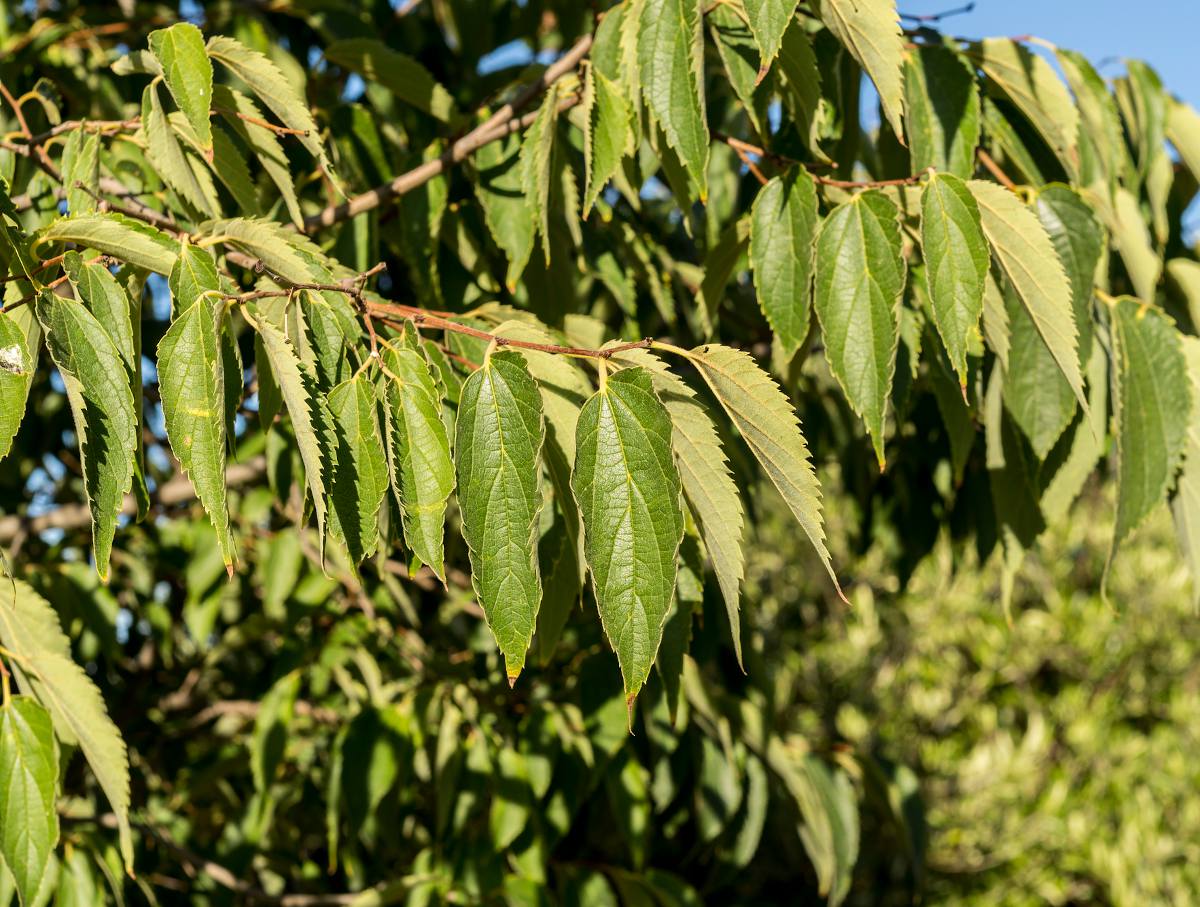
[712,133,928,189]
[977,147,1018,192]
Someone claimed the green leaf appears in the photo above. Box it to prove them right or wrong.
[1035,185,1102,368]
[0,578,133,872]
[35,214,176,275]
[679,343,840,595]
[60,129,99,215]
[207,122,260,216]
[903,45,980,179]
[455,351,546,682]
[970,179,1086,410]
[213,85,303,229]
[381,347,455,580]
[636,0,709,201]
[1172,337,1200,609]
[1042,345,1108,523]
[252,315,331,550]
[206,35,340,190]
[148,23,214,151]
[1109,297,1190,566]
[474,130,536,291]
[1055,46,1125,190]
[811,0,906,142]
[520,83,562,264]
[327,374,389,564]
[920,173,988,385]
[613,349,746,665]
[324,39,457,124]
[251,671,300,796]
[697,216,749,334]
[750,167,819,356]
[708,5,770,138]
[158,294,236,570]
[814,190,906,466]
[0,312,33,463]
[0,696,58,907]
[35,293,137,580]
[776,19,823,153]
[583,67,634,216]
[142,82,219,217]
[168,242,220,312]
[1002,282,1075,459]
[972,38,1079,174]
[1112,186,1160,303]
[572,367,684,702]
[743,0,796,71]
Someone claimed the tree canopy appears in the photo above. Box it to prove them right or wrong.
[0,0,1198,903]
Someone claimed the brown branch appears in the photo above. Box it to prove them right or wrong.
[25,118,139,146]
[977,147,1018,192]
[301,34,593,232]
[712,132,929,189]
[0,83,61,179]
[0,458,268,545]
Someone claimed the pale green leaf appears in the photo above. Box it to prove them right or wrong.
[148,23,213,150]
[213,85,303,229]
[811,0,906,142]
[814,190,906,466]
[206,35,340,190]
[636,0,709,201]
[583,67,634,215]
[1055,46,1125,191]
[168,242,220,312]
[381,347,455,579]
[456,351,546,681]
[1168,258,1200,328]
[973,38,1079,174]
[327,374,389,564]
[1109,297,1190,564]
[1168,98,1200,185]
[60,129,99,215]
[0,579,133,871]
[325,39,457,124]
[776,19,823,153]
[0,696,58,907]
[903,45,980,179]
[750,167,818,355]
[680,343,840,596]
[35,293,137,580]
[1035,185,1102,369]
[142,83,219,216]
[0,312,33,463]
[158,294,235,570]
[1112,186,1160,303]
[252,315,331,549]
[520,83,562,263]
[573,367,684,701]
[35,214,176,275]
[1171,336,1200,609]
[920,173,988,385]
[970,179,1086,409]
[743,0,795,70]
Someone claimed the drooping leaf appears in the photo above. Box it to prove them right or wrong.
[213,85,303,229]
[681,343,840,596]
[0,578,133,871]
[142,82,220,216]
[814,190,906,466]
[583,66,634,215]
[326,375,389,564]
[0,312,33,463]
[1109,297,1190,568]
[1167,98,1200,185]
[811,0,906,142]
[572,367,684,702]
[35,293,137,580]
[1042,345,1108,523]
[1112,186,1160,303]
[456,351,545,682]
[324,38,458,123]
[636,0,709,201]
[35,214,176,275]
[520,83,562,264]
[169,242,221,312]
[474,130,536,291]
[0,696,58,907]
[903,45,980,179]
[1035,185,1102,367]
[206,35,340,190]
[743,0,796,71]
[60,129,99,215]
[1002,283,1076,460]
[381,347,455,580]
[750,167,819,356]
[252,315,331,550]
[148,23,214,151]
[920,173,988,385]
[708,5,771,138]
[970,179,1086,409]
[158,294,236,570]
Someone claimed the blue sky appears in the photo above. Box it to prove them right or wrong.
[915,0,1198,105]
